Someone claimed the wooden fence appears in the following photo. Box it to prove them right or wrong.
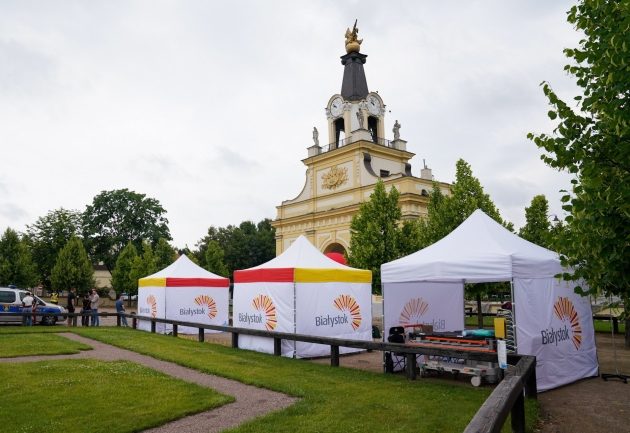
[2,311,537,432]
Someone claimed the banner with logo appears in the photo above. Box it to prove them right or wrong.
[232,282,295,356]
[137,286,168,334]
[383,282,465,336]
[164,286,229,334]
[514,278,598,392]
[295,282,372,358]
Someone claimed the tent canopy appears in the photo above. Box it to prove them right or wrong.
[382,209,562,283]
[234,235,371,283]
[140,254,229,287]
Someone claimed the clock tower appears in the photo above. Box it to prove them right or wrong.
[272,22,450,256]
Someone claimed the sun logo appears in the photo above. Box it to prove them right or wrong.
[333,294,362,330]
[399,298,429,326]
[252,294,277,331]
[146,295,158,318]
[553,297,582,350]
[194,295,217,319]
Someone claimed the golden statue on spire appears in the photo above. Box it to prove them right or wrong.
[345,19,363,53]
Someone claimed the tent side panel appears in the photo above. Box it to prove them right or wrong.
[514,278,598,392]
[137,286,168,334]
[233,281,295,356]
[383,281,465,336]
[295,282,373,358]
[164,286,229,334]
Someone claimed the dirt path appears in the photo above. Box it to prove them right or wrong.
[0,333,297,433]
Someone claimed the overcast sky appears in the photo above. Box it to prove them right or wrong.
[0,1,580,249]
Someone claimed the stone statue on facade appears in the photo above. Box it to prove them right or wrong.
[356,110,365,129]
[312,127,319,146]
[393,120,401,140]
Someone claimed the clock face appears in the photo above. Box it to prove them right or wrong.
[367,95,381,115]
[330,97,344,117]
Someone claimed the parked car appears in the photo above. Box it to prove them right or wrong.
[0,287,67,325]
[121,293,137,301]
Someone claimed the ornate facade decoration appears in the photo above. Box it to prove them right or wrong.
[321,165,348,190]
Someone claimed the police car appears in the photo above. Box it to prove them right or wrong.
[0,286,67,325]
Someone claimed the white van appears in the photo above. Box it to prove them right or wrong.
[0,287,67,325]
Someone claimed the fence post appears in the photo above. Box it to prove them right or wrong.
[72,314,77,327]
[274,338,282,356]
[151,320,156,333]
[173,324,178,337]
[406,353,417,380]
[232,332,239,348]
[510,391,526,433]
[524,359,538,399]
[331,345,340,367]
[132,316,137,329]
[198,328,204,342]
[116,314,121,327]
[613,317,619,334]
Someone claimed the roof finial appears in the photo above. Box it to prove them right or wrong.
[344,19,363,54]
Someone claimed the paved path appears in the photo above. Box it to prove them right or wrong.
[0,333,297,433]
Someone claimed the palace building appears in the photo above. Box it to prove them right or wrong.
[271,23,450,256]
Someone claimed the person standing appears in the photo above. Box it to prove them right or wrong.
[81,292,91,326]
[90,289,100,326]
[115,294,128,327]
[66,288,76,326]
[22,292,34,326]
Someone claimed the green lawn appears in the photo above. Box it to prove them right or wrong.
[0,358,233,433]
[70,327,538,433]
[0,333,92,357]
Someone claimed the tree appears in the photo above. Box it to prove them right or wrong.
[530,1,630,342]
[82,189,171,269]
[0,228,38,288]
[204,240,229,277]
[527,1,630,344]
[26,208,82,289]
[519,195,552,248]
[195,219,275,274]
[417,159,512,326]
[111,242,139,298]
[154,238,177,270]
[130,241,158,282]
[348,180,402,294]
[50,236,94,294]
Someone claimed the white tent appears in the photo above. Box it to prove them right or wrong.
[381,209,598,391]
[233,235,373,358]
[137,255,230,334]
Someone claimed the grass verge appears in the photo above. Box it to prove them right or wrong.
[71,327,538,433]
[0,358,233,433]
[0,333,92,357]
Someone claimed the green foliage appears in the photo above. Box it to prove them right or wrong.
[518,195,552,248]
[418,159,512,247]
[154,237,177,270]
[348,180,402,294]
[130,241,159,286]
[50,236,94,294]
[82,189,171,269]
[204,240,229,277]
[398,219,424,256]
[111,242,139,295]
[0,228,38,288]
[528,1,630,300]
[26,208,82,289]
[195,219,275,274]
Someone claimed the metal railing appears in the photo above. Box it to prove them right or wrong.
[319,136,394,154]
[2,310,538,432]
